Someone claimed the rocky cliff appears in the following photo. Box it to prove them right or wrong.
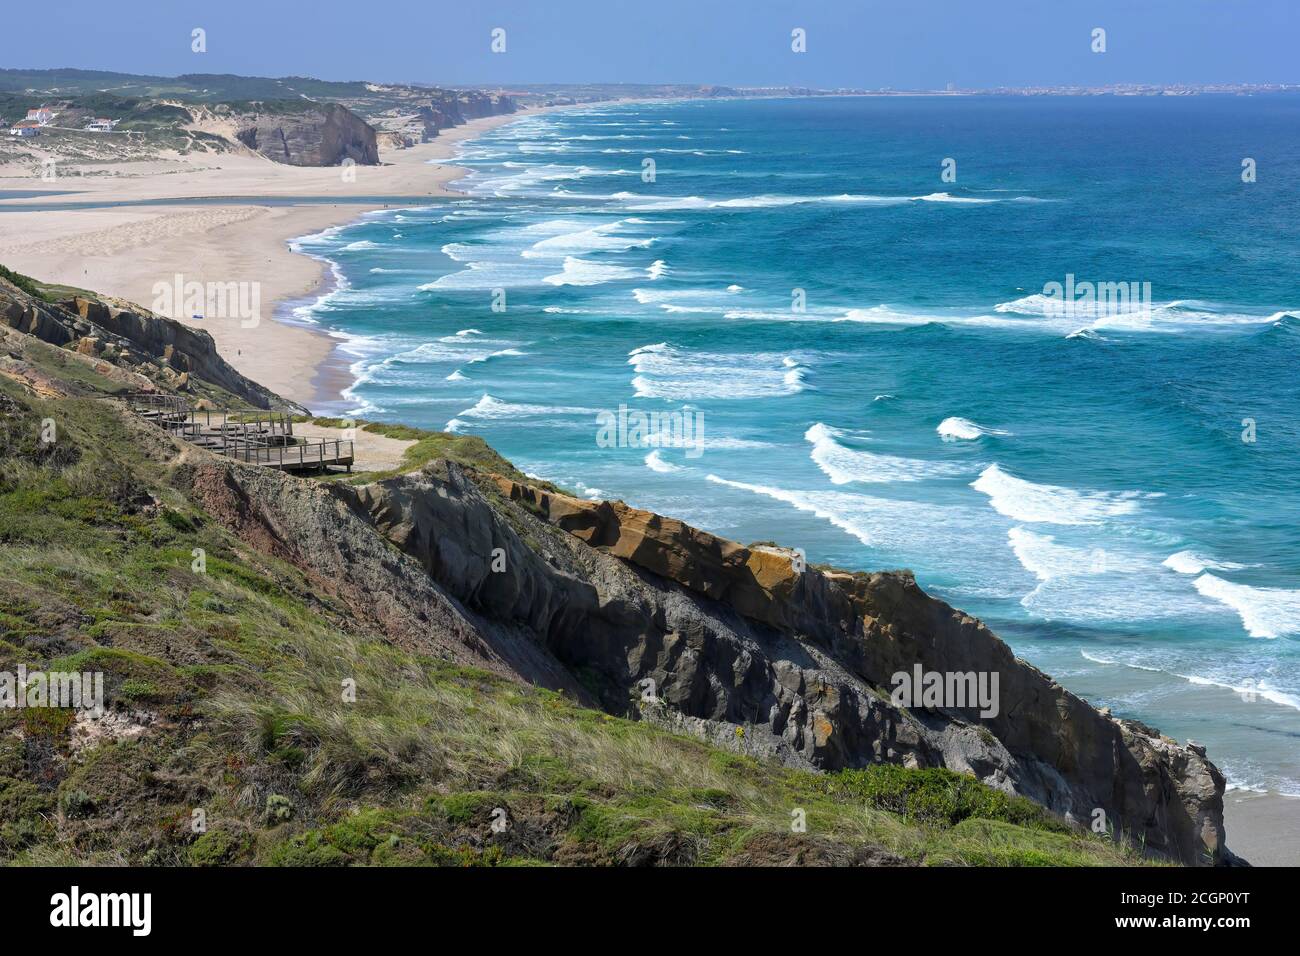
[236,103,378,166]
[339,466,1232,865]
[0,275,291,409]
[411,91,516,142]
[0,270,1239,865]
[161,444,1234,865]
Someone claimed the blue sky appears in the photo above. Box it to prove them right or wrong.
[9,0,1298,88]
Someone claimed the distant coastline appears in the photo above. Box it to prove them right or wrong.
[0,107,547,407]
[4,82,1297,408]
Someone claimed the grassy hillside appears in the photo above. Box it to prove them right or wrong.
[0,375,1154,867]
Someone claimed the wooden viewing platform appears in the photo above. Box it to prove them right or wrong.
[118,392,354,473]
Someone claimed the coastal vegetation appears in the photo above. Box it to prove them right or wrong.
[0,387,1143,866]
[0,274,1168,867]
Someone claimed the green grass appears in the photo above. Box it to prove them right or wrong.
[0,379,1156,867]
[0,264,54,303]
[1,264,99,306]
[293,416,568,490]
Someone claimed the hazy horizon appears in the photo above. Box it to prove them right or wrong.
[8,0,1299,90]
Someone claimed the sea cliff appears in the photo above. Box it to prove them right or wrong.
[235,102,378,166]
[0,269,1239,866]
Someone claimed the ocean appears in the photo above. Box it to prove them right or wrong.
[287,95,1300,796]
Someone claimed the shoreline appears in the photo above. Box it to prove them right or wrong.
[7,100,1300,860]
[0,108,543,408]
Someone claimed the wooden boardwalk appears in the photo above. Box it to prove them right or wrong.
[121,392,354,473]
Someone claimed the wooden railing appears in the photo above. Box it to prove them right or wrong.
[229,437,354,469]
[115,392,353,472]
[166,406,295,445]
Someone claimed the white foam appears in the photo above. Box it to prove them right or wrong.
[937,417,1009,441]
[971,464,1149,525]
[1080,651,1300,713]
[915,192,996,204]
[702,474,1005,591]
[706,475,875,547]
[628,342,808,400]
[466,347,527,364]
[632,287,729,305]
[838,305,939,326]
[612,190,1023,212]
[1022,574,1211,624]
[421,258,546,291]
[288,224,347,249]
[1007,527,1148,582]
[1193,574,1300,638]
[995,294,1293,334]
[1162,550,1247,575]
[622,194,715,211]
[1184,674,1300,711]
[1080,650,1124,667]
[805,423,966,485]
[383,335,521,367]
[644,450,683,473]
[425,216,659,290]
[702,436,773,450]
[521,218,656,259]
[452,394,600,423]
[543,256,642,286]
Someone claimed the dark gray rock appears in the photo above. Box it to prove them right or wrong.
[349,462,1233,866]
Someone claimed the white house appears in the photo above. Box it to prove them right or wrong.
[25,107,55,125]
[84,118,116,132]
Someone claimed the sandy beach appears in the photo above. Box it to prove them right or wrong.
[0,110,534,408]
[1222,791,1300,867]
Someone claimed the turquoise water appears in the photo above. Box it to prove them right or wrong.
[290,96,1300,795]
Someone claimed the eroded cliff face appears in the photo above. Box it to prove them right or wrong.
[342,462,1228,865]
[159,442,1231,865]
[236,103,378,166]
[411,91,517,142]
[0,279,288,409]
